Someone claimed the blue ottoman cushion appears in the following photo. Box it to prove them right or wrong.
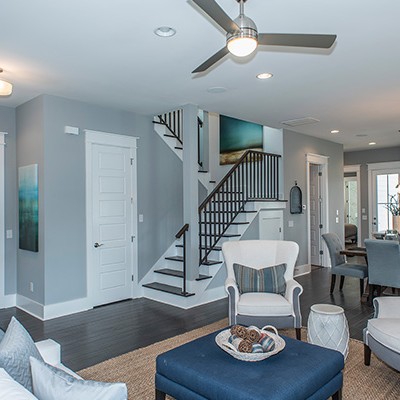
[156,329,344,400]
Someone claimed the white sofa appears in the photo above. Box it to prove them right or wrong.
[0,338,79,399]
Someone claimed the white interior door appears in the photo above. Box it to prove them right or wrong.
[86,131,138,308]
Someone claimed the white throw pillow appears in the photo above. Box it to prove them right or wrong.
[30,357,128,400]
[0,368,38,400]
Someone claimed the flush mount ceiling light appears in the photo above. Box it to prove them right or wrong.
[256,72,273,80]
[192,0,337,73]
[0,68,12,96]
[154,26,176,37]
[207,86,227,93]
[330,130,340,134]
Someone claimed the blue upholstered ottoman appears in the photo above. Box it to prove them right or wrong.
[155,330,344,400]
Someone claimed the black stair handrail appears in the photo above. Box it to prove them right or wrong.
[198,150,281,265]
[197,116,204,168]
[155,110,183,145]
[176,224,189,295]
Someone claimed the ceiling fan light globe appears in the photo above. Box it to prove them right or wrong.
[227,36,257,57]
[0,80,12,96]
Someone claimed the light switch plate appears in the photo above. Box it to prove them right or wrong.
[6,230,12,239]
[288,220,294,228]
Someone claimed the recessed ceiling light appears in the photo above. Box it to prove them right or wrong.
[207,86,227,94]
[330,130,340,134]
[154,26,176,37]
[369,142,376,146]
[256,72,273,80]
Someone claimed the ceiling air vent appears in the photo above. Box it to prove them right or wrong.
[281,117,320,127]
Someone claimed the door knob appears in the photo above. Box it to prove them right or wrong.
[94,242,104,248]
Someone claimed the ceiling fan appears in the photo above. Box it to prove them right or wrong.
[192,0,337,73]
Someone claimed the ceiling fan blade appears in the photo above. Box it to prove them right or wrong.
[192,47,229,73]
[258,33,337,48]
[192,0,239,33]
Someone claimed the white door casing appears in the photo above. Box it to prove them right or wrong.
[368,161,400,236]
[306,153,329,268]
[309,164,322,266]
[85,130,138,307]
[343,165,361,246]
[0,133,5,306]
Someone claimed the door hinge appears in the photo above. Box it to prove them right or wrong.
[131,274,134,282]
[130,158,134,165]
[318,171,322,176]
[319,250,324,255]
[131,236,134,242]
[279,227,282,233]
[319,224,323,229]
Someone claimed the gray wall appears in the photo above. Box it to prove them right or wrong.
[283,130,344,266]
[16,97,46,303]
[344,146,400,242]
[17,94,183,305]
[0,106,17,295]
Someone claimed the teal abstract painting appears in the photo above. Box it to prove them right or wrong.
[220,115,263,165]
[19,164,38,252]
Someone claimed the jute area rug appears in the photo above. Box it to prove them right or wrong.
[78,319,400,400]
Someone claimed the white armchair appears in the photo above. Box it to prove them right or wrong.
[222,240,303,340]
[364,297,400,371]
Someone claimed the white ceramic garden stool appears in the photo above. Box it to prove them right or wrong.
[307,304,349,359]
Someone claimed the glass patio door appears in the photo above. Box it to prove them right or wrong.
[371,169,400,232]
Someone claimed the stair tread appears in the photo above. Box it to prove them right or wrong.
[143,282,194,297]
[164,134,177,138]
[200,221,249,225]
[175,146,183,150]
[222,233,241,237]
[202,210,256,214]
[155,268,183,278]
[196,274,212,281]
[165,256,184,262]
[201,260,223,266]
[175,244,222,251]
[198,170,209,173]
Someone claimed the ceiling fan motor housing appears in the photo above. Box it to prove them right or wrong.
[226,14,258,44]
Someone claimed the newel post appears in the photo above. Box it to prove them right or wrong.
[182,104,199,283]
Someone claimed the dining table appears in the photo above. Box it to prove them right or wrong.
[340,246,368,263]
[340,246,369,302]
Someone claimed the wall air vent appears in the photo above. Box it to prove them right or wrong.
[281,117,320,127]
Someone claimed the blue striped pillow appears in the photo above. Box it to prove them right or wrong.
[233,263,287,295]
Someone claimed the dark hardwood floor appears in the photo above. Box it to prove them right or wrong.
[0,267,374,371]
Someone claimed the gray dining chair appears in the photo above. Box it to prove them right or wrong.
[364,239,400,298]
[322,233,368,297]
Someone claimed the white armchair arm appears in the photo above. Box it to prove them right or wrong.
[35,339,61,366]
[284,279,303,328]
[284,279,303,302]
[225,277,240,325]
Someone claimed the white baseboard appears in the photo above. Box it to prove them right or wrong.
[17,294,45,320]
[16,294,91,321]
[294,264,311,277]
[0,294,16,308]
[44,298,91,320]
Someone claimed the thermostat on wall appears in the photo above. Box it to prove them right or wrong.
[64,126,79,135]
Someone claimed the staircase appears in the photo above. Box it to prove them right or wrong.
[141,109,284,307]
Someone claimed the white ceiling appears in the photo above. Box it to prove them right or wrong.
[1,0,400,151]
